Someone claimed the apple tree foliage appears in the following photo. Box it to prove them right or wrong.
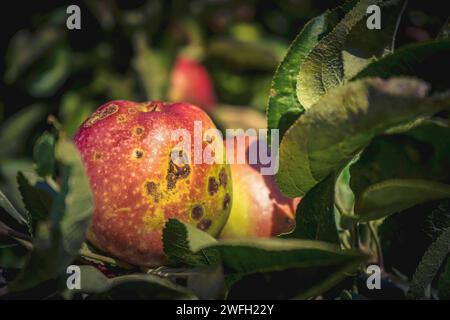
[0,0,450,299]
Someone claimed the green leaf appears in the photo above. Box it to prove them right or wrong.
[267,9,342,137]
[297,0,406,109]
[350,123,450,221]
[162,219,219,266]
[352,40,450,92]
[9,135,94,292]
[353,180,450,222]
[438,259,450,300]
[208,38,282,71]
[17,171,53,222]
[33,132,56,178]
[276,77,450,198]
[163,219,365,276]
[59,93,95,137]
[68,265,196,299]
[407,226,450,299]
[4,27,62,84]
[28,46,70,98]
[0,188,26,226]
[0,104,46,159]
[185,264,226,299]
[283,174,339,243]
[133,33,169,101]
[163,219,365,298]
[202,238,365,284]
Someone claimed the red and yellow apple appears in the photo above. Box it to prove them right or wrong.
[168,56,217,111]
[220,137,300,238]
[74,100,231,266]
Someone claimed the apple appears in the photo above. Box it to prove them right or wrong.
[168,56,217,111]
[220,137,300,238]
[74,100,232,266]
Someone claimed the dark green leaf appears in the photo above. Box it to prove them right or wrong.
[28,46,70,97]
[59,93,94,137]
[297,0,405,109]
[133,34,169,101]
[4,27,62,83]
[276,77,450,198]
[203,238,365,286]
[162,219,219,266]
[350,123,450,221]
[283,174,339,243]
[267,9,342,137]
[33,132,56,177]
[0,104,46,159]
[9,135,94,292]
[0,188,26,226]
[163,219,365,298]
[208,38,282,71]
[407,226,450,299]
[352,40,450,93]
[438,259,450,300]
[17,171,53,222]
[68,265,196,299]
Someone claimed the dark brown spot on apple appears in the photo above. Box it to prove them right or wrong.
[93,151,103,161]
[191,205,203,220]
[117,114,127,123]
[223,193,231,210]
[208,177,219,195]
[149,101,164,112]
[128,107,137,114]
[219,168,227,187]
[166,154,191,190]
[145,181,161,202]
[133,148,144,159]
[132,126,145,137]
[197,218,212,231]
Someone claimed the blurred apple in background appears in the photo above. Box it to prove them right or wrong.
[168,56,217,111]
[220,136,300,238]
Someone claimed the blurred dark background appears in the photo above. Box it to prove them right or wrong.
[0,0,448,154]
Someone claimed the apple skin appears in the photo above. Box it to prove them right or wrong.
[74,100,232,266]
[168,56,217,111]
[220,138,300,238]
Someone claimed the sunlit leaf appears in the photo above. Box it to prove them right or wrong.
[276,77,450,198]
[297,0,405,109]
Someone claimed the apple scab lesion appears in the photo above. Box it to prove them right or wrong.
[132,126,145,137]
[166,155,191,190]
[197,218,212,231]
[144,181,162,203]
[191,205,203,220]
[93,151,103,161]
[132,148,144,160]
[117,114,127,123]
[218,168,227,187]
[208,177,219,195]
[84,103,119,127]
[139,101,165,112]
[223,193,231,210]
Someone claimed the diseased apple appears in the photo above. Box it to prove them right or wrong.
[168,56,217,111]
[220,137,300,238]
[74,100,232,266]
